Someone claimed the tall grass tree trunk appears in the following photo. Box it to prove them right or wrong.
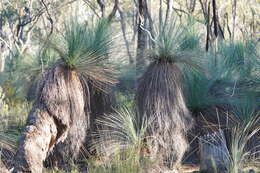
[13,64,88,172]
[136,62,193,168]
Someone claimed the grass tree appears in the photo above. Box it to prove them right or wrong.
[13,19,116,172]
[135,21,199,169]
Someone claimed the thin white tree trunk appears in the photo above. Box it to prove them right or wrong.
[232,0,237,42]
[164,0,174,27]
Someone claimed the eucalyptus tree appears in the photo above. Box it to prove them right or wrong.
[12,19,116,172]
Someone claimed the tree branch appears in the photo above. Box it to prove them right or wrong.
[82,0,101,18]
[107,0,118,22]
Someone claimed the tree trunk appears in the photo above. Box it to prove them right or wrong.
[212,0,218,37]
[0,14,6,72]
[97,0,105,17]
[12,106,58,172]
[1,161,9,173]
[117,5,134,64]
[205,1,211,51]
[199,130,230,173]
[232,0,237,42]
[159,0,163,29]
[136,0,149,71]
[164,0,174,27]
[13,64,88,172]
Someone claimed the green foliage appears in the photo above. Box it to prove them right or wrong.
[87,150,145,173]
[51,18,112,69]
[180,31,200,51]
[183,39,259,122]
[180,20,201,51]
[49,18,116,90]
[45,166,80,173]
[116,92,134,109]
[183,69,215,111]
[228,114,260,173]
[151,20,187,61]
[0,87,29,159]
[0,46,58,102]
[232,94,258,122]
[148,20,202,69]
[91,107,147,153]
[88,106,150,173]
[0,87,29,129]
[0,129,20,153]
[5,52,23,77]
[216,40,259,81]
[117,63,137,93]
[1,80,25,106]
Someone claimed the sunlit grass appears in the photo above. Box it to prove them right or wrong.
[228,114,260,173]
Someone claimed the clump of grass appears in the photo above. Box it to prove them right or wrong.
[90,107,147,156]
[88,150,144,173]
[0,86,29,130]
[88,107,150,173]
[182,38,259,122]
[0,86,30,171]
[199,110,260,173]
[228,114,260,173]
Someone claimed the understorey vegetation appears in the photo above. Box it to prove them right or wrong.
[0,0,259,173]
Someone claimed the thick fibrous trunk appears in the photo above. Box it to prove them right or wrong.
[13,106,58,172]
[46,112,89,170]
[13,64,88,172]
[136,62,193,168]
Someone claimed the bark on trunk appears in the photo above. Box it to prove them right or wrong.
[13,64,88,172]
[12,106,58,172]
[159,0,163,28]
[117,5,134,64]
[232,0,237,42]
[199,130,230,173]
[164,0,174,27]
[136,62,193,168]
[136,0,148,71]
[97,0,105,17]
[1,161,9,173]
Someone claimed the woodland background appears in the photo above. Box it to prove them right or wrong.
[0,0,260,173]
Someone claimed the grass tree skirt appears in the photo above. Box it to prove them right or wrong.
[46,114,89,171]
[12,64,88,172]
[136,62,194,168]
